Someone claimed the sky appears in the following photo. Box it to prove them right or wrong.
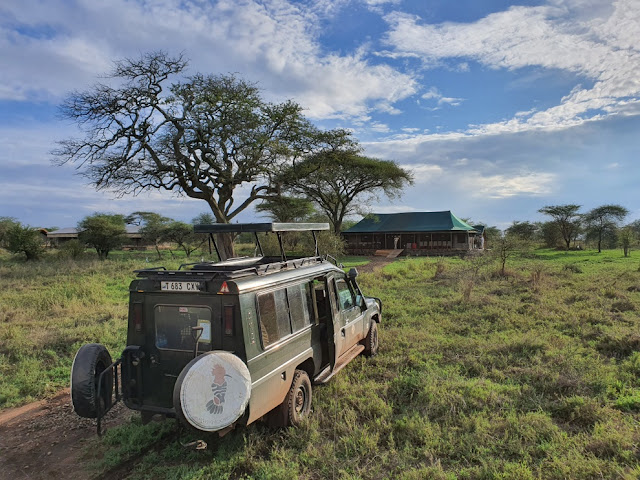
[1,0,639,230]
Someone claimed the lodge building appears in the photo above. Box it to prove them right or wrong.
[342,211,485,256]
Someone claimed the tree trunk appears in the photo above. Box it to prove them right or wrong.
[216,233,235,260]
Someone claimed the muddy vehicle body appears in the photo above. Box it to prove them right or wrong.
[70,223,382,434]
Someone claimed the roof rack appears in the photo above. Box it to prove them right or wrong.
[134,255,330,281]
[194,222,330,262]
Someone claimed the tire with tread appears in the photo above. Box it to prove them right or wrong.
[70,343,113,418]
[363,320,379,357]
[285,369,312,427]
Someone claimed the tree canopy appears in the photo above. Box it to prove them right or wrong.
[127,211,173,259]
[505,221,538,239]
[583,204,629,253]
[255,196,315,223]
[54,52,347,258]
[78,213,127,259]
[538,204,582,250]
[280,150,413,233]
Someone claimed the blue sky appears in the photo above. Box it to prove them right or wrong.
[1,0,639,230]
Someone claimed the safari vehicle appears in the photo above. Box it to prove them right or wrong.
[70,223,382,435]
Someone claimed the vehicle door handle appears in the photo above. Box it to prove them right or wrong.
[341,328,346,337]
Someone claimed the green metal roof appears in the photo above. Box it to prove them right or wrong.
[343,211,477,234]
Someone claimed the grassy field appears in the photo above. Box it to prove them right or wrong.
[2,248,640,478]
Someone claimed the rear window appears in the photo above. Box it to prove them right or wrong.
[155,305,212,350]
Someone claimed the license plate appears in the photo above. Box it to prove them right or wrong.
[160,281,202,292]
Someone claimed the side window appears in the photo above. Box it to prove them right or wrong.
[287,283,312,332]
[257,289,291,348]
[335,277,356,310]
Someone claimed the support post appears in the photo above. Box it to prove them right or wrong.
[254,232,264,256]
[210,234,222,261]
[277,232,287,262]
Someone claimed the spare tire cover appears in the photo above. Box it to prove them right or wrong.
[174,351,251,432]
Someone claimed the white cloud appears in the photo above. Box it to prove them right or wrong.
[0,0,417,120]
[460,172,556,199]
[421,86,463,107]
[402,163,444,182]
[382,0,640,132]
[370,122,391,133]
[369,204,418,214]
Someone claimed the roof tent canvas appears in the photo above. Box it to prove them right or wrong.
[343,211,476,234]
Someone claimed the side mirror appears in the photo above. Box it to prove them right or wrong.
[348,268,358,279]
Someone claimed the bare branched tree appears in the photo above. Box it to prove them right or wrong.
[53,52,343,258]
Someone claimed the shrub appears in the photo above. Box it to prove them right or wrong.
[434,257,446,279]
[5,222,44,260]
[58,239,85,259]
[563,263,582,273]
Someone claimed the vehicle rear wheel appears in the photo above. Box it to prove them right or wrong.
[285,370,312,426]
[70,343,113,418]
[363,321,379,357]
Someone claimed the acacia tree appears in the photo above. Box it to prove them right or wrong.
[78,213,127,259]
[54,52,343,259]
[584,204,629,253]
[538,204,582,250]
[281,150,413,233]
[127,211,174,259]
[164,221,205,258]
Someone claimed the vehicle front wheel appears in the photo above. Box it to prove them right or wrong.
[285,370,312,426]
[363,321,379,357]
[70,343,113,418]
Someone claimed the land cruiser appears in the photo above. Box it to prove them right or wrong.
[70,223,381,434]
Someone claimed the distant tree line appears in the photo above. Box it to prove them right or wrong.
[504,203,639,256]
[0,212,217,261]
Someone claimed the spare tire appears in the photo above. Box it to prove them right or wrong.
[173,351,251,432]
[70,343,113,418]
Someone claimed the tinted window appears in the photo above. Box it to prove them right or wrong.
[155,305,211,350]
[287,283,312,332]
[257,289,291,348]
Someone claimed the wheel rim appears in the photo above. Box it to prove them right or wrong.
[295,385,307,414]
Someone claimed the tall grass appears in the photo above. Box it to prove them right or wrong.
[2,248,640,479]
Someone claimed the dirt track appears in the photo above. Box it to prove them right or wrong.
[0,389,127,480]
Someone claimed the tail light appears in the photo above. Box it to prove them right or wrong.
[133,303,143,332]
[224,305,235,336]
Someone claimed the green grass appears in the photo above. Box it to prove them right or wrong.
[2,247,640,478]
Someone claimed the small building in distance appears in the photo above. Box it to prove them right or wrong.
[342,211,485,256]
[43,226,144,249]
